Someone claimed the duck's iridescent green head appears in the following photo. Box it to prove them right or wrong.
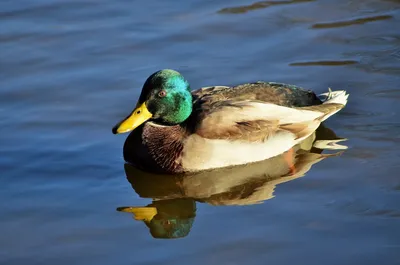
[112,69,192,134]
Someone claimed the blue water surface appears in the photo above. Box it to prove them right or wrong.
[1,0,400,264]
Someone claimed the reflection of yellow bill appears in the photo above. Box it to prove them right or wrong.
[112,102,152,134]
[117,207,157,222]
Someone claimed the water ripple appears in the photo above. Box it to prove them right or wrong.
[311,15,393,29]
[218,0,314,14]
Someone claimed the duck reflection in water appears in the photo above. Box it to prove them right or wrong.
[117,125,347,239]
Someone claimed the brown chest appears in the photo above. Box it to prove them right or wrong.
[123,123,186,173]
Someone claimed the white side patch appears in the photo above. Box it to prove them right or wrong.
[181,132,302,172]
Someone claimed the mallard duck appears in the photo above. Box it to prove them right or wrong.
[112,69,348,174]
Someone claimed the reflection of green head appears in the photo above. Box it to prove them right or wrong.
[146,216,195,239]
[118,199,197,239]
[145,199,196,239]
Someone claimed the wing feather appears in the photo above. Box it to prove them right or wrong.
[194,100,324,142]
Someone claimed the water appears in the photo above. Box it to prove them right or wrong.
[1,0,399,264]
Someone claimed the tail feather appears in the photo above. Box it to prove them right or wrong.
[316,88,349,122]
[319,88,349,106]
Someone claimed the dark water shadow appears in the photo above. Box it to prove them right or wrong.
[290,60,358,67]
[366,89,400,99]
[382,0,400,3]
[117,125,348,239]
[218,0,315,14]
[0,2,96,18]
[311,15,393,29]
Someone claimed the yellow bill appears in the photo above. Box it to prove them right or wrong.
[112,102,152,134]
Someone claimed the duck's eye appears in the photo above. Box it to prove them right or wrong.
[158,90,167,98]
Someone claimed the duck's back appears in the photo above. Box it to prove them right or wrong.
[192,82,322,108]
